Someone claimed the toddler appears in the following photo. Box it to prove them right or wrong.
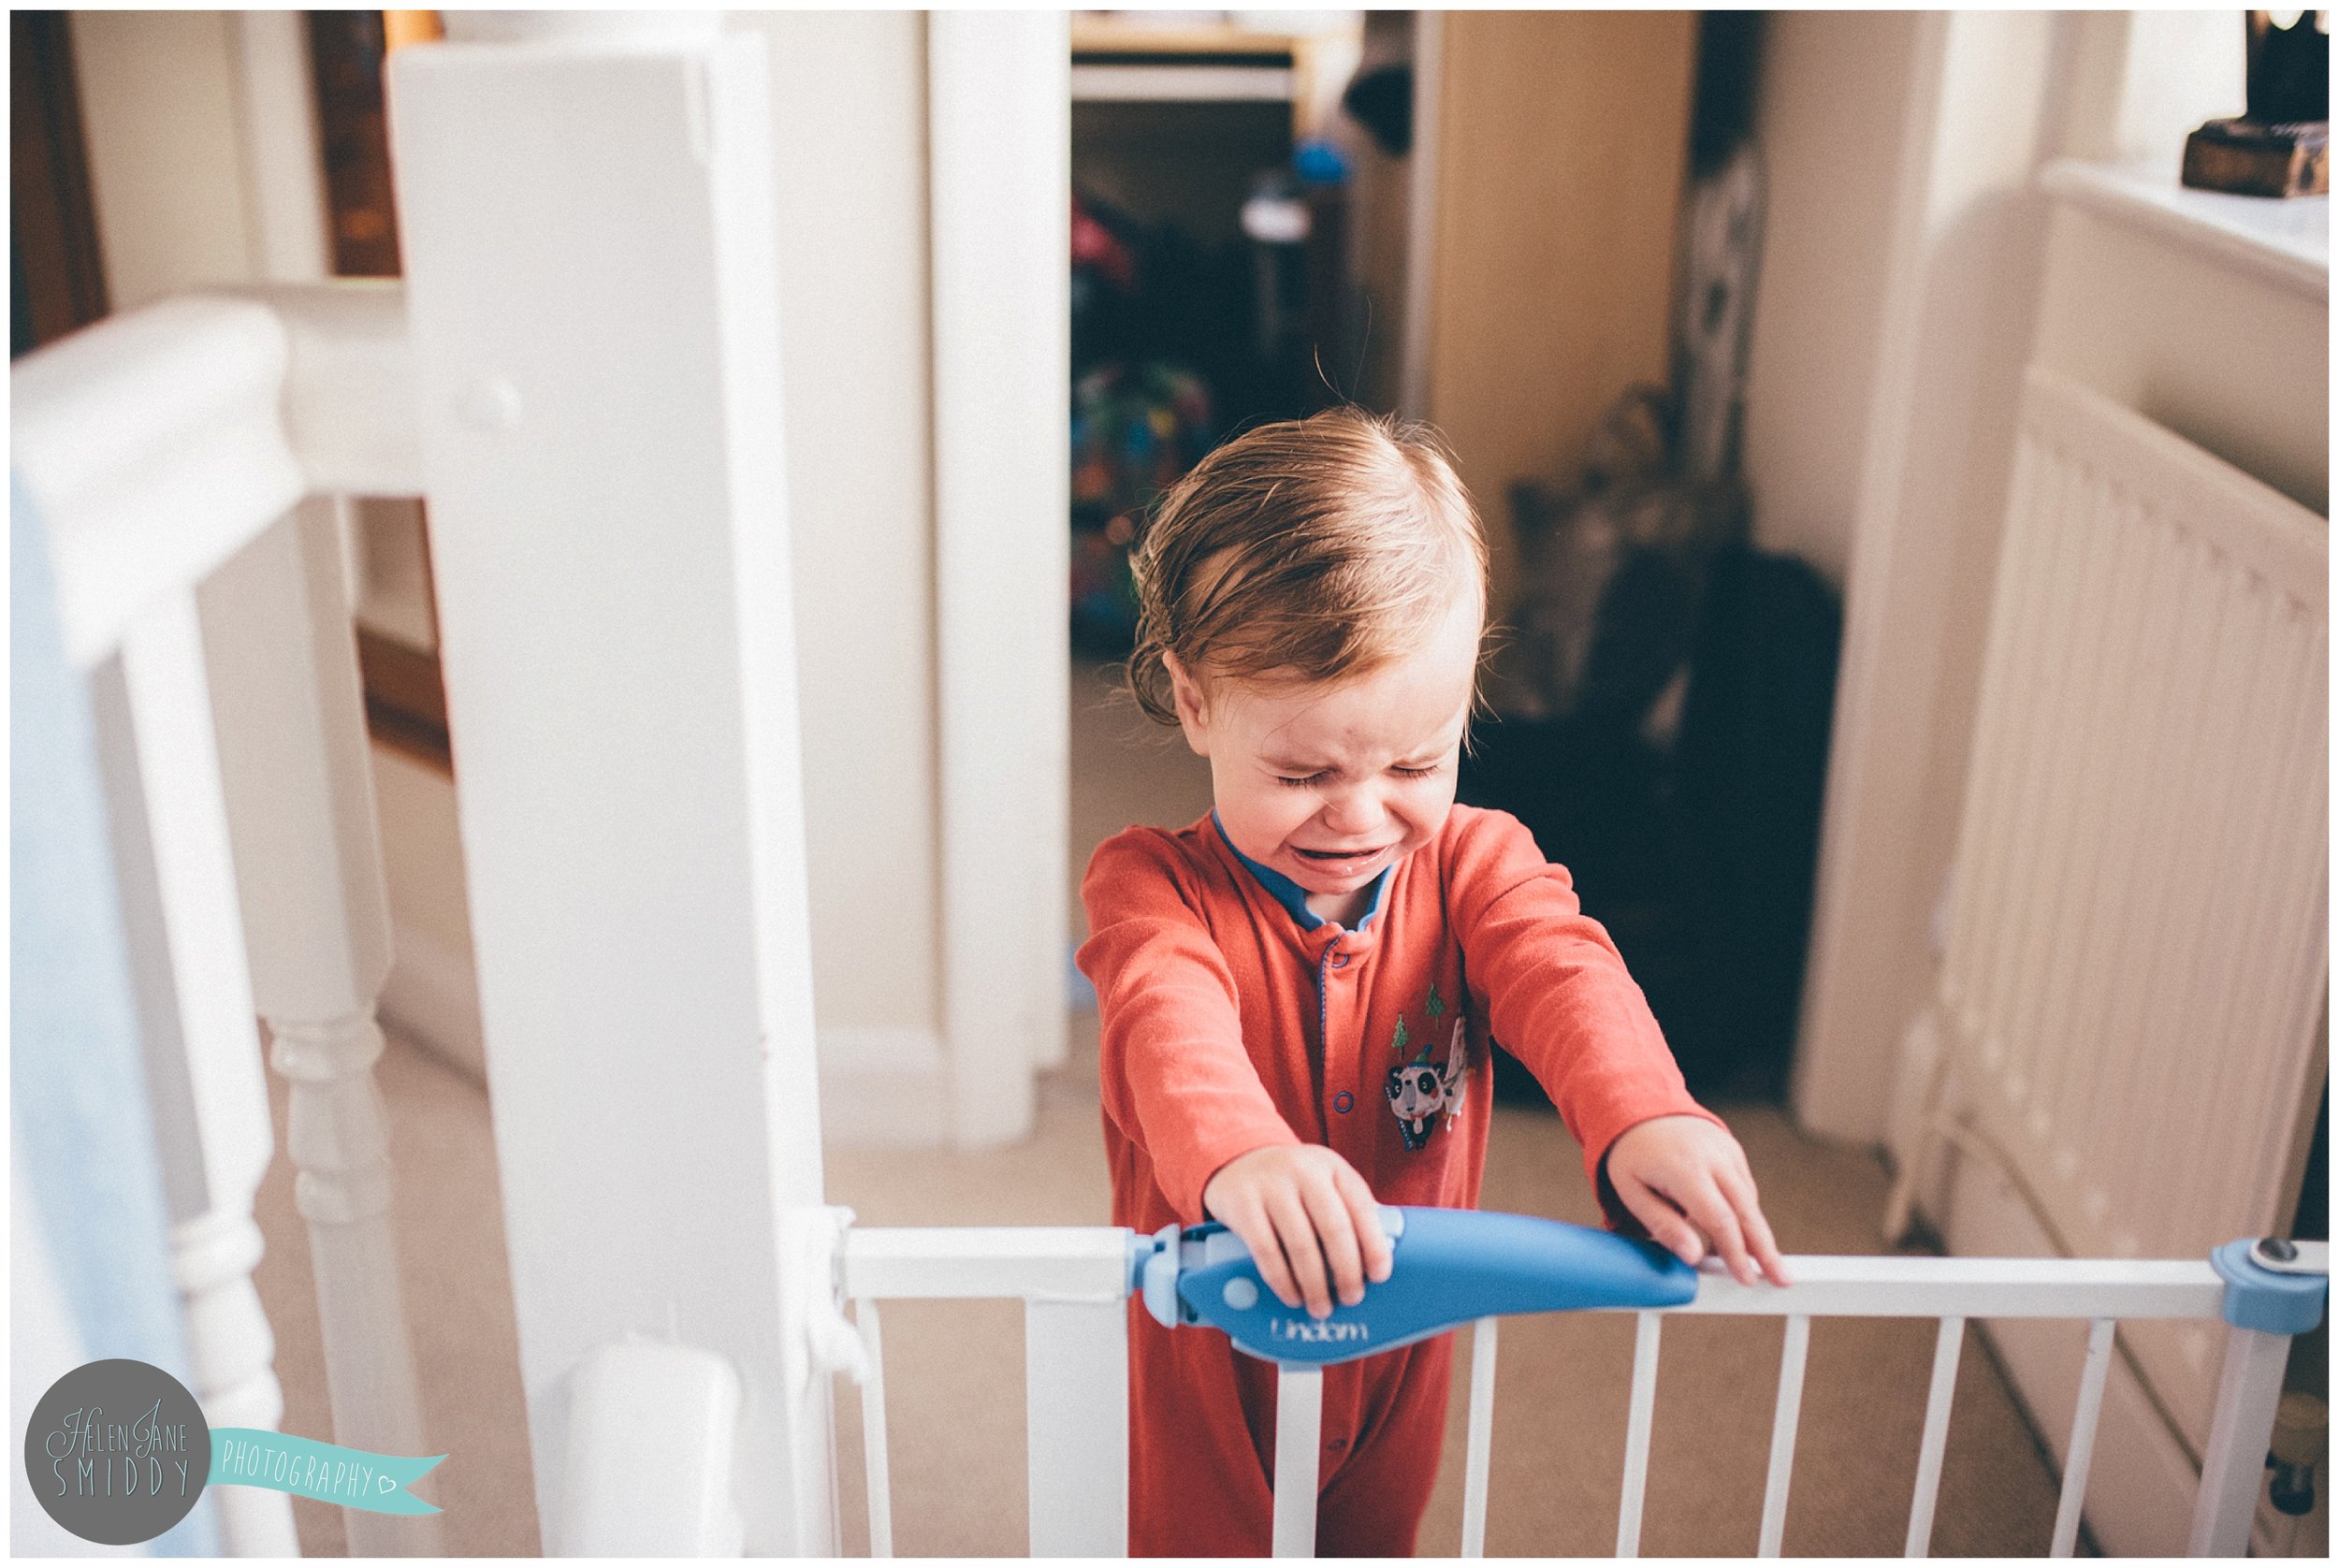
[1077,408,1789,1557]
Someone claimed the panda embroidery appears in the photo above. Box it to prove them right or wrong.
[1384,1016,1469,1152]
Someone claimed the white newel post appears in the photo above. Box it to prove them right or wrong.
[200,496,441,1555]
[387,16,835,1552]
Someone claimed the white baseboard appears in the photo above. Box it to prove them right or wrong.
[384,915,953,1149]
[1943,1154,2303,1556]
[380,919,487,1086]
[817,1027,950,1149]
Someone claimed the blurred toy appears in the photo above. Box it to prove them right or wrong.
[1069,361,1214,652]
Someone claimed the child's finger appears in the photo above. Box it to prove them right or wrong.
[1299,1177,1368,1308]
[1221,1193,1302,1311]
[1720,1165,1793,1286]
[1264,1185,1336,1319]
[1332,1163,1394,1284]
[1677,1177,1756,1286]
[1613,1169,1704,1269]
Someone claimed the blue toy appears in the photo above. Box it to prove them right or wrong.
[1136,1205,1698,1367]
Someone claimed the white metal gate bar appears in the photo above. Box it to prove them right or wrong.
[1756,1314,1810,1556]
[2049,1317,2115,1558]
[1904,1316,1966,1556]
[1025,1299,1128,1557]
[1460,1316,1497,1557]
[1614,1311,1663,1557]
[851,1300,892,1559]
[1667,1254,2220,1318]
[2187,1323,2295,1554]
[1271,1367,1323,1557]
[841,1226,1134,1299]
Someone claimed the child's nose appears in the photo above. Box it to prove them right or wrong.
[1320,786,1387,835]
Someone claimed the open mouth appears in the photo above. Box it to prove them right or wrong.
[1294,845,1389,864]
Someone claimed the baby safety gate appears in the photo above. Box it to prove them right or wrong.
[835,1210,2326,1559]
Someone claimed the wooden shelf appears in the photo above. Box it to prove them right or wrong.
[1070,17,1297,58]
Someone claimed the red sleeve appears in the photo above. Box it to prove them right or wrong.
[1444,806,1723,1225]
[1077,829,1300,1224]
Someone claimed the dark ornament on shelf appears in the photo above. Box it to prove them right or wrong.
[2182,10,2330,197]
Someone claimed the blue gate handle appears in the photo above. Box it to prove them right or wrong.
[1137,1205,1697,1367]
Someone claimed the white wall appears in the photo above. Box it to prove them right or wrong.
[1778,12,2068,1143]
[1740,11,1925,588]
[70,11,261,309]
[738,11,946,1075]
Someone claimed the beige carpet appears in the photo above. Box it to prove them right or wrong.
[248,661,2085,1555]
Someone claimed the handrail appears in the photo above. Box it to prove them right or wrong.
[10,285,424,673]
[13,298,304,671]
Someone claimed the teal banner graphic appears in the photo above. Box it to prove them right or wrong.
[208,1429,443,1516]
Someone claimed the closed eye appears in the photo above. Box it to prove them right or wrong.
[1391,764,1441,778]
[1275,771,1329,789]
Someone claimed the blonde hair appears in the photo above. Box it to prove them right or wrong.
[1125,406,1487,725]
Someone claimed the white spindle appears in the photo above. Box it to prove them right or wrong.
[1024,1299,1128,1556]
[1272,1366,1322,1558]
[1757,1314,1810,1556]
[853,1300,893,1559]
[201,499,438,1552]
[1615,1311,1663,1558]
[90,597,298,1555]
[1460,1315,1497,1557]
[1904,1316,1964,1557]
[2048,1317,2114,1556]
[2187,1323,2293,1556]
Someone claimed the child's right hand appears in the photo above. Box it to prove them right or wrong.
[1200,1144,1395,1319]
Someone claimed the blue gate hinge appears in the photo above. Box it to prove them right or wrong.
[2212,1237,2328,1336]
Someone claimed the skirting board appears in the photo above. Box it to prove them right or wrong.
[380,918,487,1087]
[812,1027,950,1149]
[381,920,950,1149]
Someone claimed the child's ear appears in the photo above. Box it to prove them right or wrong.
[1161,652,1212,758]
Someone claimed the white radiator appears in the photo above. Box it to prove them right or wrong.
[1916,368,2327,1447]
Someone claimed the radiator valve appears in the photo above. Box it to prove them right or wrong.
[2268,1391,2326,1517]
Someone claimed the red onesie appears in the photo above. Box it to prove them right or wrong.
[1077,804,1722,1557]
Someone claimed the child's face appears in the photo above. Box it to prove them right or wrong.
[1167,588,1481,922]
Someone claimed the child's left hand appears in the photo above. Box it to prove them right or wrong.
[1605,1114,1792,1287]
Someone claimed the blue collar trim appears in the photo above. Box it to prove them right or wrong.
[1212,810,1391,934]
